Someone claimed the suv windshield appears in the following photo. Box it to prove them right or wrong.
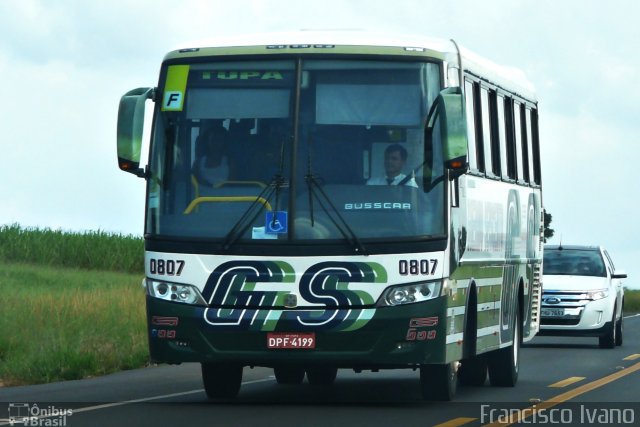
[146,58,444,245]
[543,248,607,277]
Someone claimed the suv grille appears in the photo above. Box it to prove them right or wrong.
[540,290,591,325]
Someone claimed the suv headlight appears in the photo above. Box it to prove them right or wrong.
[147,279,206,305]
[377,280,443,307]
[586,289,609,301]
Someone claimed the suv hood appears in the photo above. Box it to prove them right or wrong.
[543,275,609,292]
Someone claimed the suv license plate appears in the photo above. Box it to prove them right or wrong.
[267,333,315,349]
[542,308,565,317]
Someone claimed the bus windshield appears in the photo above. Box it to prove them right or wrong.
[146,59,445,244]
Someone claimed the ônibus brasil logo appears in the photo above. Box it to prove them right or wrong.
[7,403,72,426]
[201,261,387,331]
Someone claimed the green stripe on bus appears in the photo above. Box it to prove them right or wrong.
[478,309,500,329]
[477,334,500,351]
[477,284,502,304]
[450,264,504,280]
[446,314,465,335]
[446,342,463,361]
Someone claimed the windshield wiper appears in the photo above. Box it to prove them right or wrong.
[221,135,289,251]
[304,174,367,255]
[220,176,281,251]
[304,136,367,255]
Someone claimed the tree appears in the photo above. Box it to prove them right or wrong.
[543,211,554,243]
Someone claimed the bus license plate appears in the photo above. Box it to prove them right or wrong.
[267,333,315,349]
[541,308,564,317]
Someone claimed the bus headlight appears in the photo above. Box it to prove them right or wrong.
[377,280,443,307]
[146,279,206,305]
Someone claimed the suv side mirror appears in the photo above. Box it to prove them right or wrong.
[117,87,155,177]
[612,270,627,279]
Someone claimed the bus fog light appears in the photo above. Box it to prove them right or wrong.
[147,279,206,305]
[156,283,169,296]
[177,288,195,303]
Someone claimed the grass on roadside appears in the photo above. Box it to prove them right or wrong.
[0,223,143,274]
[0,261,148,386]
[625,289,640,315]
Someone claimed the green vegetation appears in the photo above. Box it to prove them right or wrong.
[0,225,147,386]
[0,223,143,274]
[625,289,640,315]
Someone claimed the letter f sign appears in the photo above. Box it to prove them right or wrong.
[162,91,183,111]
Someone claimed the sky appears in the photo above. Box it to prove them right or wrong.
[0,0,638,288]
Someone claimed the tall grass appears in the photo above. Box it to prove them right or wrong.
[0,224,147,386]
[0,223,143,274]
[625,289,640,315]
[0,262,148,386]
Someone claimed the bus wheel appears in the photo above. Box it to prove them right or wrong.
[201,363,242,399]
[488,309,520,387]
[274,366,305,385]
[419,362,457,401]
[306,367,338,385]
[458,356,487,386]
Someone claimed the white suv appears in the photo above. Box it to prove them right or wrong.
[540,245,627,348]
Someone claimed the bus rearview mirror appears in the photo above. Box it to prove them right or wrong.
[117,87,155,177]
[437,87,468,170]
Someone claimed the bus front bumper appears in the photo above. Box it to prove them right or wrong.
[146,295,451,368]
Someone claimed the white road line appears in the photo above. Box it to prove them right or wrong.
[0,377,275,426]
[624,313,640,319]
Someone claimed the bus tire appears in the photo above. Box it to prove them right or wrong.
[201,363,242,399]
[459,285,486,386]
[458,356,487,386]
[419,363,457,401]
[306,367,338,385]
[488,308,520,387]
[274,366,305,385]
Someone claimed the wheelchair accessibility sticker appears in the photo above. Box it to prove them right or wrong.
[265,211,288,234]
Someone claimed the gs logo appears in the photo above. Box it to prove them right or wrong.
[201,260,387,331]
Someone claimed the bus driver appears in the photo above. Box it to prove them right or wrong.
[366,143,418,188]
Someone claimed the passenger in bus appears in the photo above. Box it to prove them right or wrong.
[366,143,418,188]
[192,126,230,186]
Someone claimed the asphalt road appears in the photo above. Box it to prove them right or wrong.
[1,315,639,427]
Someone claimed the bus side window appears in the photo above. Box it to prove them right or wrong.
[497,94,510,180]
[527,107,542,185]
[513,101,525,183]
[480,86,498,178]
[488,90,501,178]
[519,104,531,184]
[525,107,535,185]
[504,97,518,180]
[464,79,480,172]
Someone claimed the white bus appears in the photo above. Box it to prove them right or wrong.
[116,31,543,401]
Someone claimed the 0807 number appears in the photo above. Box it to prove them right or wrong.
[149,258,185,276]
[399,259,438,276]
